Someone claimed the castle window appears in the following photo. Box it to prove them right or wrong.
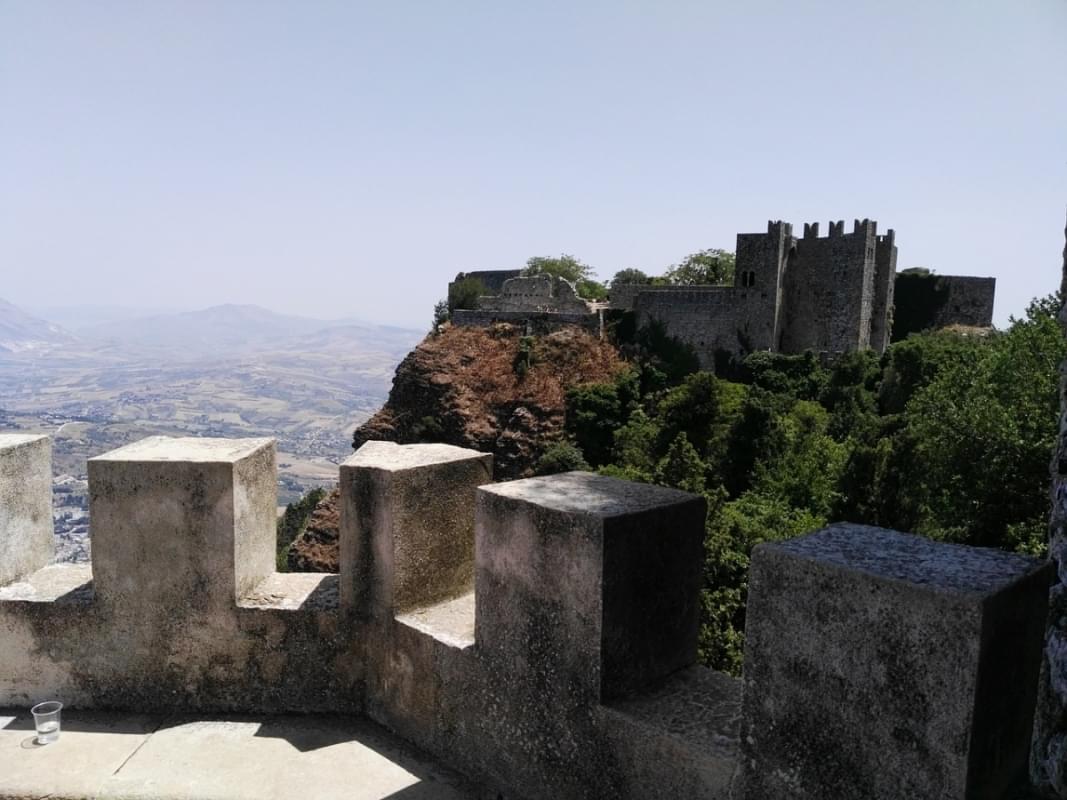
[740,270,756,288]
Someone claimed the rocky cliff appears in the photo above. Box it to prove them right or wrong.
[353,322,624,479]
[286,322,625,572]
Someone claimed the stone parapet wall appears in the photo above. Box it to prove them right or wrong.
[451,308,600,334]
[0,435,357,714]
[0,434,1053,798]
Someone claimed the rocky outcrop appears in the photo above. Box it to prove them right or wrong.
[285,323,625,575]
[353,323,625,480]
[286,488,341,572]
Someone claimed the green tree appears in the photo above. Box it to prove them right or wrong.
[902,293,1064,552]
[448,277,486,312]
[609,407,661,481]
[523,254,607,301]
[662,249,736,286]
[656,432,706,493]
[432,299,449,333]
[700,491,824,673]
[565,370,640,467]
[534,441,591,475]
[878,331,984,415]
[610,268,651,290]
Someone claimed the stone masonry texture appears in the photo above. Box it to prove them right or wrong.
[741,523,1052,800]
[0,434,53,586]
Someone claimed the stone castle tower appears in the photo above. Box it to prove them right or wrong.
[626,218,899,366]
[739,218,898,355]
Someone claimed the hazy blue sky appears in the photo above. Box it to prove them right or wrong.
[2,1,1064,328]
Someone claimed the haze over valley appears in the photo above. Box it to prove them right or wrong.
[0,299,422,562]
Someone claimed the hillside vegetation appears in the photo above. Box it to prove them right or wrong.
[573,295,1062,673]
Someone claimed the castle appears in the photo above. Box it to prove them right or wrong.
[450,219,997,367]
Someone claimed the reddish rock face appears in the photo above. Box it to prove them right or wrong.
[287,488,341,572]
[353,323,625,481]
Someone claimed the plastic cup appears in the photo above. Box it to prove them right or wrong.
[30,701,62,744]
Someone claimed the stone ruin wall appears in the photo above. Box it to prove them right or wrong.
[478,275,592,315]
[448,273,598,335]
[450,308,600,334]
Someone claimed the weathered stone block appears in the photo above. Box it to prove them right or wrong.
[740,523,1052,800]
[339,441,492,616]
[0,434,53,585]
[88,436,276,610]
[475,471,706,701]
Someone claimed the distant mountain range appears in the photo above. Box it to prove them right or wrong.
[0,299,76,353]
[0,300,423,359]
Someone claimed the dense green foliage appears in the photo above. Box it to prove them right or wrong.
[610,268,652,290]
[660,248,736,286]
[522,254,608,301]
[535,441,591,475]
[276,487,327,571]
[562,293,1064,674]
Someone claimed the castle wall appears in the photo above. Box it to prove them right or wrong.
[0,434,1054,799]
[451,308,600,334]
[891,272,997,341]
[633,287,772,368]
[609,283,645,311]
[932,276,996,328]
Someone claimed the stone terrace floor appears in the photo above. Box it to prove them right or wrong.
[0,706,1049,799]
[0,709,480,800]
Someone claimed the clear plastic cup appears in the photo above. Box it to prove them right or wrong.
[30,701,62,744]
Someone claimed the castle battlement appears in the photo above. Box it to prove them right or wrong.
[0,433,1049,798]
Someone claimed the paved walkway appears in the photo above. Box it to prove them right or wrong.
[0,709,478,800]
